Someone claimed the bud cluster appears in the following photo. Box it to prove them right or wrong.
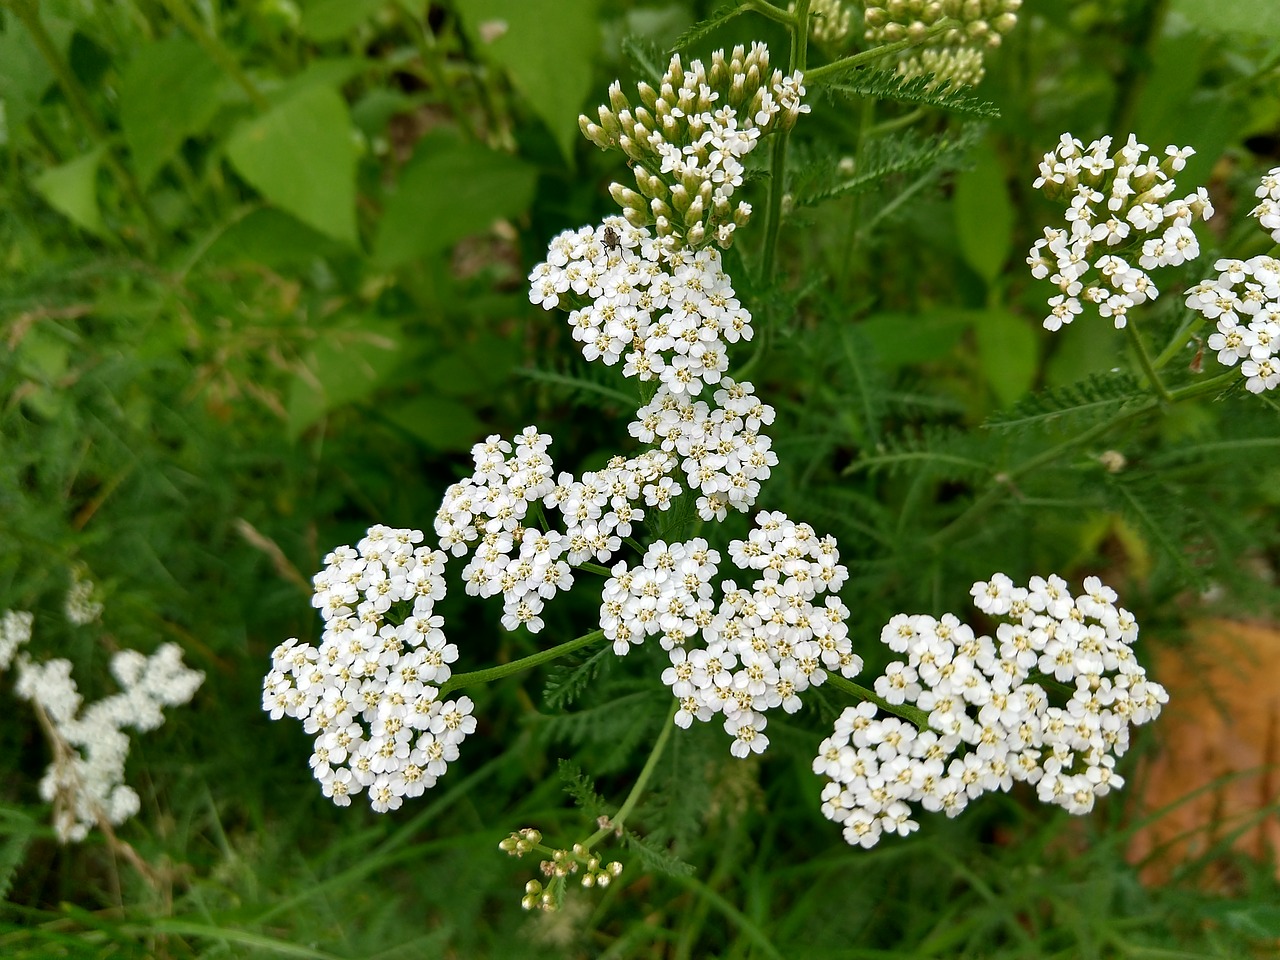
[1027,133,1212,332]
[864,0,1021,87]
[579,43,808,250]
[502,831,624,911]
[795,0,853,45]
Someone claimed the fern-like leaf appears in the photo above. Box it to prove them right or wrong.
[620,828,696,877]
[796,125,983,208]
[558,759,613,820]
[985,372,1148,431]
[671,3,746,52]
[542,645,615,711]
[825,70,1001,118]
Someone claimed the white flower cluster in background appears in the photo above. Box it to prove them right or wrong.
[579,44,807,250]
[1027,134,1213,331]
[814,574,1167,849]
[601,512,861,758]
[1251,166,1280,242]
[263,525,475,812]
[65,564,103,626]
[804,0,852,45]
[1184,256,1280,393]
[0,610,202,842]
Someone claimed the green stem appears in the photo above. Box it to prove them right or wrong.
[1125,321,1173,403]
[397,5,479,142]
[7,0,161,246]
[743,0,797,28]
[824,673,933,730]
[804,21,958,85]
[156,0,269,111]
[759,0,809,281]
[584,699,679,847]
[437,629,606,695]
[1153,314,1205,370]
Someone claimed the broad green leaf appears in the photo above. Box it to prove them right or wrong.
[301,0,386,42]
[270,58,368,105]
[287,322,403,438]
[0,16,72,132]
[204,208,344,267]
[32,147,106,235]
[373,131,536,268]
[457,0,600,161]
[226,85,358,244]
[974,309,1038,407]
[953,140,1013,284]
[383,395,486,451]
[120,37,224,186]
[1171,0,1280,36]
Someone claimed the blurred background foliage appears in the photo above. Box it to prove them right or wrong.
[1,0,1279,956]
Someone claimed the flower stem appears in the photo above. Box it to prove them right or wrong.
[1125,322,1174,403]
[804,21,958,85]
[743,0,797,28]
[759,0,810,283]
[438,629,607,695]
[585,698,679,847]
[823,673,933,730]
[1153,314,1206,371]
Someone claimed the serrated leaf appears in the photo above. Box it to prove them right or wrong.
[557,759,612,819]
[826,71,1001,118]
[373,131,536,267]
[456,0,600,161]
[226,85,358,244]
[621,828,695,877]
[954,140,1013,283]
[974,309,1037,407]
[120,37,224,186]
[32,147,106,235]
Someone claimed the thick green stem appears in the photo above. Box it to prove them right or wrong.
[1125,321,1173,403]
[1153,314,1206,370]
[156,0,269,111]
[584,699,679,847]
[824,673,933,730]
[437,629,606,695]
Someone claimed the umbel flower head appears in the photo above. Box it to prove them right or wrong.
[601,511,861,758]
[1027,133,1212,332]
[813,574,1167,849]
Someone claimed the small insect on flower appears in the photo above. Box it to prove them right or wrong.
[601,225,621,253]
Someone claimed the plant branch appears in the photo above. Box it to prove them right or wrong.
[823,673,933,729]
[437,629,607,695]
[1125,321,1173,403]
[585,698,679,847]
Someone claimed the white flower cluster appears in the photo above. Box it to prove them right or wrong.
[1251,166,1280,242]
[262,525,476,812]
[0,612,202,843]
[1027,134,1213,331]
[601,512,861,758]
[1184,256,1280,393]
[630,378,778,522]
[65,564,103,626]
[814,574,1167,849]
[580,43,807,249]
[529,218,750,396]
